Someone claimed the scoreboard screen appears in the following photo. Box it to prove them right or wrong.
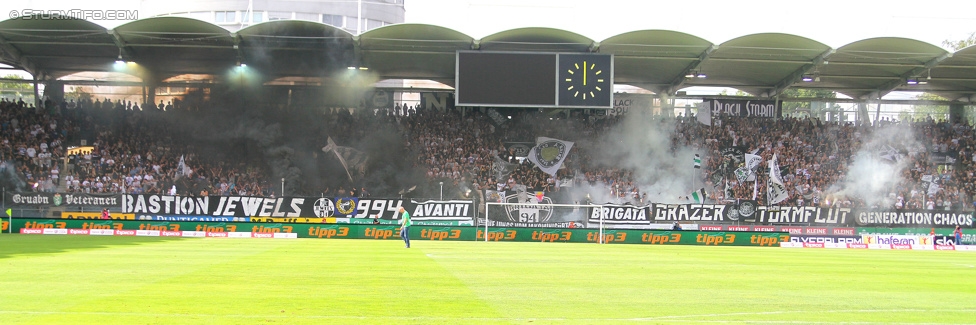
[456,51,612,108]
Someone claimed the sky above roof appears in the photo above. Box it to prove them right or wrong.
[3,0,975,49]
[404,0,976,49]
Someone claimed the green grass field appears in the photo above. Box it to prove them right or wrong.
[0,235,974,324]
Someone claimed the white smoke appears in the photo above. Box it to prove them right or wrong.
[572,110,703,205]
[828,125,920,207]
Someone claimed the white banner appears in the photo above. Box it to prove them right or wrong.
[610,93,653,116]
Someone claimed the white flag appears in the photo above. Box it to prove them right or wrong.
[526,137,574,176]
[176,155,191,179]
[744,153,763,171]
[696,102,712,126]
[767,153,789,204]
[323,137,369,182]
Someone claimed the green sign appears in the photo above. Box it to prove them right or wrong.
[6,219,787,246]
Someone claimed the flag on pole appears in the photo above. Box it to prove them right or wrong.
[491,155,517,181]
[176,155,191,179]
[691,187,707,203]
[767,153,789,204]
[323,137,369,182]
[724,180,732,199]
[5,208,10,217]
[693,154,701,169]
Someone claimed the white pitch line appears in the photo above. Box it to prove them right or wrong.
[1,309,974,323]
[684,320,976,325]
[627,309,976,321]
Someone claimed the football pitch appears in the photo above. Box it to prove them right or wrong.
[0,235,974,324]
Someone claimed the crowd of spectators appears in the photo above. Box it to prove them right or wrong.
[2,94,974,211]
[1,96,273,198]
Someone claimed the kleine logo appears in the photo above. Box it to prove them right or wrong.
[832,228,855,236]
[700,225,722,231]
[753,226,776,232]
[728,226,749,232]
[806,227,828,235]
[782,227,803,234]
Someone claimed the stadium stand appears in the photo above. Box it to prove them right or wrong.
[0,95,973,211]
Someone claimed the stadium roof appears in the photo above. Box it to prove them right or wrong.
[1,16,975,102]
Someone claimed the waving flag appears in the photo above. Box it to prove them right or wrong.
[527,137,574,176]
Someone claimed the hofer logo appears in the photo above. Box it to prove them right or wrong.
[863,235,920,245]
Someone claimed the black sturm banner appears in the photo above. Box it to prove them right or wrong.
[6,192,120,207]
[705,99,782,118]
[119,195,473,223]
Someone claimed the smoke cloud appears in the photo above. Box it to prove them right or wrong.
[828,125,920,207]
[571,110,703,204]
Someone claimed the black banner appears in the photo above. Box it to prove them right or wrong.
[420,92,455,112]
[588,204,650,225]
[705,99,781,118]
[485,191,587,226]
[119,195,473,223]
[650,204,731,222]
[750,206,853,225]
[7,192,120,207]
[853,210,973,227]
